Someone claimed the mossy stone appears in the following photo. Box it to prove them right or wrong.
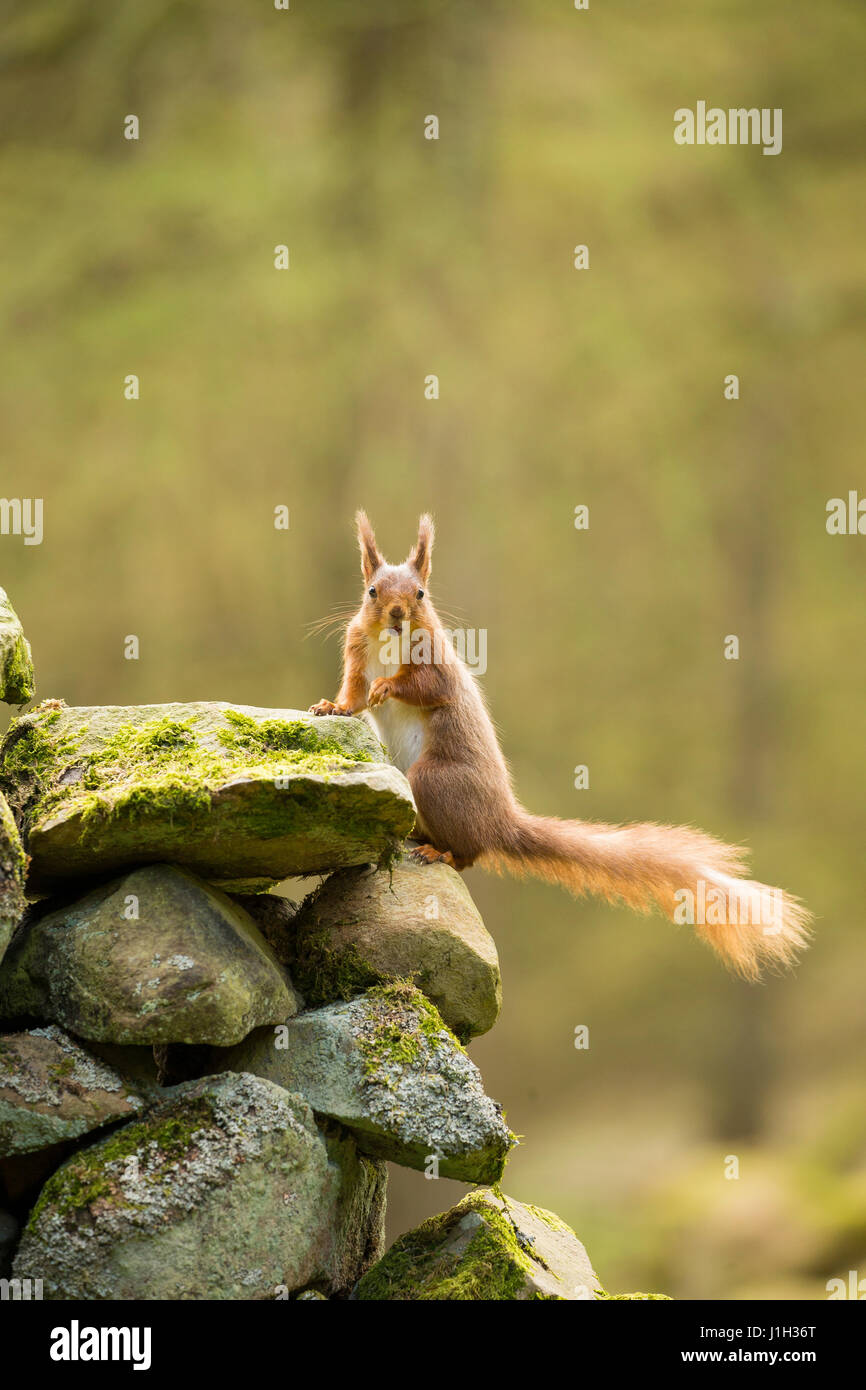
[0,1025,144,1157]
[0,790,26,966]
[15,1072,387,1299]
[0,864,299,1046]
[288,855,501,1037]
[0,588,34,706]
[356,1188,602,1300]
[218,982,514,1182]
[0,700,415,892]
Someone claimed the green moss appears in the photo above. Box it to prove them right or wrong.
[286,925,383,1005]
[371,980,460,1044]
[356,980,464,1082]
[0,792,26,883]
[217,710,373,766]
[285,877,391,1005]
[356,1190,536,1300]
[361,1020,421,1075]
[0,591,34,704]
[5,707,377,843]
[2,632,35,704]
[525,1202,573,1235]
[375,840,404,875]
[71,717,227,834]
[27,1095,216,1231]
[216,778,390,849]
[0,708,81,825]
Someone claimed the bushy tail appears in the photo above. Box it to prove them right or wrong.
[481,811,810,979]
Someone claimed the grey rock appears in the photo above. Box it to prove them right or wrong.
[220,983,514,1182]
[0,1025,144,1157]
[15,1071,386,1300]
[289,856,501,1037]
[0,865,298,1046]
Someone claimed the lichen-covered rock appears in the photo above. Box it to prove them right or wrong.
[0,865,298,1046]
[356,1188,602,1300]
[0,1026,144,1157]
[0,701,415,892]
[287,857,501,1037]
[0,589,34,705]
[0,791,26,965]
[219,983,514,1182]
[14,1072,387,1300]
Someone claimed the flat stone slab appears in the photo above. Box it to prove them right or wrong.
[0,791,26,966]
[0,864,299,1046]
[0,588,34,705]
[14,1072,387,1300]
[0,1026,144,1158]
[356,1188,602,1300]
[220,983,514,1182]
[288,856,501,1037]
[0,701,415,891]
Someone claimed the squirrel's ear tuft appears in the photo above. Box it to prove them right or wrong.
[356,510,383,582]
[407,513,434,583]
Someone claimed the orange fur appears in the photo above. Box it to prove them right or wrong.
[310,513,811,979]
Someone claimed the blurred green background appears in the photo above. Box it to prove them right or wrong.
[1,0,865,1299]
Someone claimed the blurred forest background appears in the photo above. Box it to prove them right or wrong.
[1,0,865,1299]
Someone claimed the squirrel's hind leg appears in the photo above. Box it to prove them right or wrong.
[409,842,475,871]
[407,755,485,869]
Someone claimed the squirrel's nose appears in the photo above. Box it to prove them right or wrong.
[389,606,405,621]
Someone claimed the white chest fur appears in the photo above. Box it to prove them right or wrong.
[364,645,427,773]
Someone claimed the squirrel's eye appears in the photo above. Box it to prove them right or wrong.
[368,587,376,598]
[417,589,424,600]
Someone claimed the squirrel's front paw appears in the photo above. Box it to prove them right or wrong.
[309,699,351,717]
[367,678,393,709]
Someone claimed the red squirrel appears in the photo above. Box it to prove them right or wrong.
[310,512,810,978]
